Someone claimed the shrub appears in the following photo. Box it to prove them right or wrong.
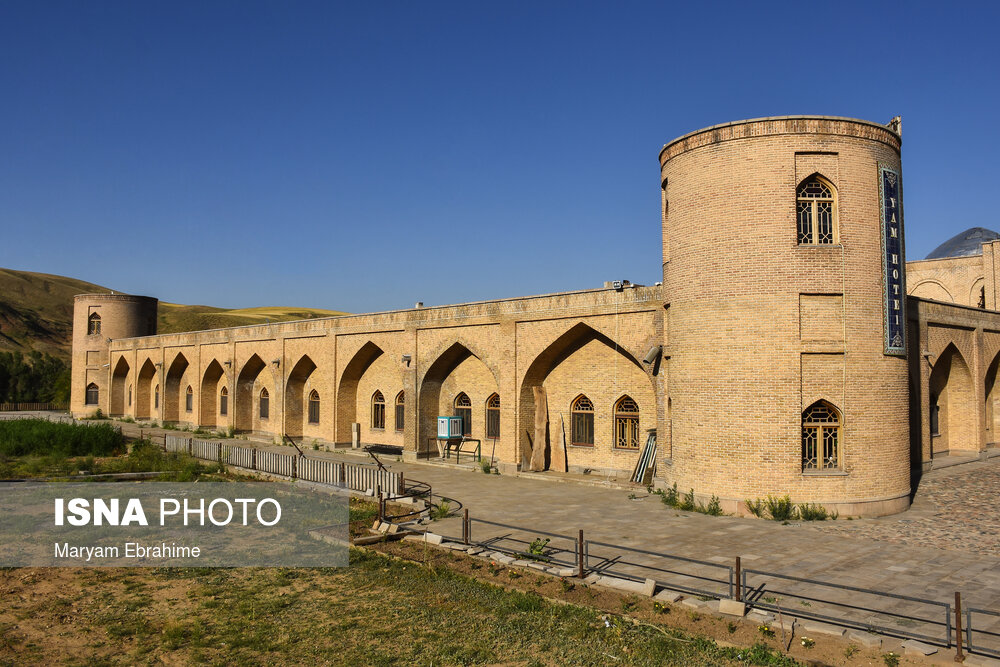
[745,498,766,518]
[797,503,829,521]
[679,488,696,512]
[0,419,123,457]
[704,495,723,516]
[527,537,550,561]
[661,483,680,507]
[764,495,796,521]
[430,501,451,520]
[479,459,492,474]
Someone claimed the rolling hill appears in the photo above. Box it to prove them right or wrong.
[0,268,348,359]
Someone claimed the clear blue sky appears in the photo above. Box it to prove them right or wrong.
[1,2,997,313]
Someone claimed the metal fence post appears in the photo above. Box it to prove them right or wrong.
[463,509,469,545]
[735,556,742,601]
[955,592,965,661]
[578,530,585,578]
[376,484,382,522]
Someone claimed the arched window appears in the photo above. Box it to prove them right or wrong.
[571,395,594,447]
[372,390,385,429]
[395,391,405,432]
[154,384,160,410]
[85,383,99,405]
[802,401,841,470]
[797,176,837,245]
[614,395,640,450]
[128,384,132,407]
[259,387,269,420]
[486,393,500,439]
[220,387,228,416]
[308,390,320,424]
[930,393,940,436]
[454,393,472,436]
[88,312,101,335]
[185,386,193,412]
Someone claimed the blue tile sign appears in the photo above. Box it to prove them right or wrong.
[879,164,906,356]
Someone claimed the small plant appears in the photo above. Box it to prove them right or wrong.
[799,600,811,607]
[479,459,491,474]
[627,492,637,500]
[312,443,320,451]
[527,537,550,561]
[705,495,723,516]
[797,503,829,521]
[800,636,815,649]
[882,651,900,667]
[506,569,521,580]
[757,624,775,638]
[560,578,574,593]
[726,621,738,633]
[844,644,858,658]
[430,501,451,520]
[226,426,236,438]
[679,488,696,511]
[620,595,639,612]
[662,483,679,507]
[745,498,766,518]
[764,494,796,521]
[652,601,668,614]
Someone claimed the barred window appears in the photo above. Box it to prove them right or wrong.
[395,391,405,432]
[154,384,160,410]
[185,386,193,412]
[372,390,385,429]
[614,395,640,450]
[88,312,101,335]
[797,176,837,245]
[571,394,595,446]
[930,393,940,436]
[454,393,472,436]
[220,387,228,416]
[802,401,841,471]
[128,384,132,407]
[85,383,99,405]
[486,393,500,439]
[259,388,269,420]
[308,390,320,424]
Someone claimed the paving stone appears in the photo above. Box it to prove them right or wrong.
[846,630,881,648]
[718,599,746,617]
[512,559,532,567]
[799,620,846,637]
[681,598,707,610]
[423,533,443,545]
[654,590,683,603]
[584,574,601,585]
[527,562,548,571]
[642,578,657,597]
[900,639,938,656]
[964,655,1000,667]
[747,610,775,623]
[553,567,577,577]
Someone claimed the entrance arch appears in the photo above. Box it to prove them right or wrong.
[928,343,975,454]
[110,357,130,416]
[286,355,318,438]
[163,353,189,423]
[136,359,157,420]
[235,354,266,432]
[200,360,226,429]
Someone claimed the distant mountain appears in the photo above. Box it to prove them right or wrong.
[0,268,348,359]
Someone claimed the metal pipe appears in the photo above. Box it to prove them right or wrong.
[955,592,964,661]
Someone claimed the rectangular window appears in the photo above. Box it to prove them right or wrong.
[486,408,500,439]
[185,393,193,412]
[220,395,228,416]
[308,399,320,424]
[572,413,594,446]
[260,396,269,420]
[455,407,471,436]
[395,403,404,432]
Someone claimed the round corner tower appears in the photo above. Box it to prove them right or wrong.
[70,293,158,417]
[659,116,909,517]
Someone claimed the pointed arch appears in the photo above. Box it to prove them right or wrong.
[796,173,838,245]
[136,358,157,420]
[308,389,320,424]
[259,387,270,420]
[985,349,1000,440]
[336,342,384,442]
[417,342,498,454]
[163,352,190,423]
[110,357,130,416]
[801,400,842,470]
[928,343,975,454]
[372,390,386,429]
[395,391,405,432]
[185,385,194,413]
[235,354,267,432]
[518,322,649,466]
[614,394,640,450]
[486,393,500,439]
[85,383,100,406]
[285,355,318,438]
[87,312,102,335]
[910,279,954,303]
[200,360,226,428]
[454,392,471,436]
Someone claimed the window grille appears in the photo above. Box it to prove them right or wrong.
[154,384,159,410]
[486,393,500,439]
[128,385,132,407]
[454,393,472,436]
[571,394,595,446]
[220,387,228,416]
[185,386,193,412]
[797,177,836,245]
[802,401,841,470]
[259,388,269,420]
[88,313,101,335]
[308,390,320,424]
[372,390,385,429]
[85,383,99,405]
[395,392,405,432]
[614,395,640,449]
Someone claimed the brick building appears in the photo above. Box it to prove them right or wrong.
[70,115,994,517]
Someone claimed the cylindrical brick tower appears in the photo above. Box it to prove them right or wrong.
[71,293,158,417]
[660,116,909,517]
